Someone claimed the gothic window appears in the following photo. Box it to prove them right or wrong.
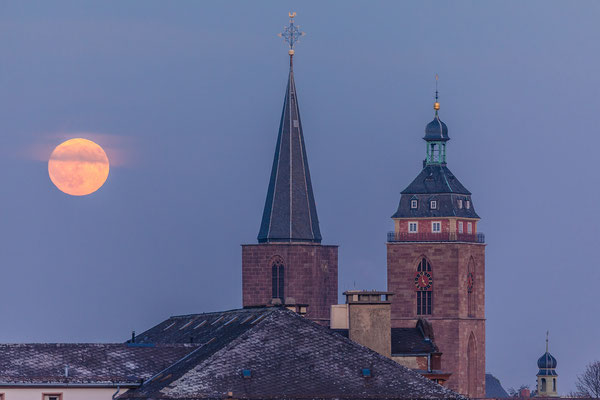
[271,257,284,301]
[416,258,432,315]
[468,258,475,318]
[467,333,477,396]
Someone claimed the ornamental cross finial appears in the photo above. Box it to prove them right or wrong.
[278,12,305,51]
[434,74,440,112]
[546,330,549,352]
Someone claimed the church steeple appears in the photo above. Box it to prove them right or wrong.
[424,75,449,165]
[258,13,321,243]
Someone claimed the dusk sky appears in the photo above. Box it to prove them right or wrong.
[0,1,598,394]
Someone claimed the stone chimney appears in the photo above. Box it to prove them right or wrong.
[331,290,393,357]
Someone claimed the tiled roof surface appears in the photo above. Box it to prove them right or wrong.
[257,58,322,244]
[120,308,464,400]
[0,343,197,386]
[485,374,509,398]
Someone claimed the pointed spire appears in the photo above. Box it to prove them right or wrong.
[258,14,321,244]
[546,330,549,353]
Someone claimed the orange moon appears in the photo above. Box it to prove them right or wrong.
[48,138,110,196]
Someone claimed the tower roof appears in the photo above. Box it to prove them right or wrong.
[258,19,321,244]
[424,115,449,141]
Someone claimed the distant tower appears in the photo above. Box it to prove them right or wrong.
[241,14,338,325]
[386,80,486,397]
[536,332,559,397]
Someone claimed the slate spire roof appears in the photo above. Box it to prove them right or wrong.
[257,53,321,243]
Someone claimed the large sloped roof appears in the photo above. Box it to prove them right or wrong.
[401,165,471,195]
[0,343,196,386]
[257,56,322,244]
[120,308,463,400]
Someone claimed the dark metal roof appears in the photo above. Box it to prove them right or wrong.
[537,352,558,369]
[424,114,449,142]
[392,193,479,219]
[401,165,471,195]
[257,57,321,244]
[120,308,463,400]
[0,343,196,386]
[391,328,438,355]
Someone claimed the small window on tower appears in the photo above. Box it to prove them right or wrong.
[466,200,471,209]
[411,199,418,209]
[458,221,464,233]
[457,199,463,209]
[467,222,473,234]
[409,222,418,233]
[432,222,441,233]
[430,200,437,210]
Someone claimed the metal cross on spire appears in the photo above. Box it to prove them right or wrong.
[278,12,305,52]
[434,74,440,113]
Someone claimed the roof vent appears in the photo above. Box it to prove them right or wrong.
[242,369,252,379]
[362,368,372,378]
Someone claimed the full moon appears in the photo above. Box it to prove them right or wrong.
[48,138,110,196]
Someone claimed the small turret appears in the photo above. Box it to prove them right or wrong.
[535,332,558,397]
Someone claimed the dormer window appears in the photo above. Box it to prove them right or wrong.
[430,200,437,210]
[411,199,418,209]
[457,199,463,209]
[466,200,471,209]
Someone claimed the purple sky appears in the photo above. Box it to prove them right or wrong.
[0,1,598,394]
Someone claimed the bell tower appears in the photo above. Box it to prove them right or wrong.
[242,14,338,325]
[386,82,486,397]
[536,332,559,397]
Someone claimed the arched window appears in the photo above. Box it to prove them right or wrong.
[467,333,477,396]
[553,378,556,392]
[416,258,432,315]
[467,258,475,318]
[271,257,284,301]
[541,378,547,392]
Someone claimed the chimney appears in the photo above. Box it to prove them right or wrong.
[520,388,530,398]
[331,290,393,357]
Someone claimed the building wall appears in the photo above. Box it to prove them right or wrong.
[0,388,129,399]
[387,241,486,398]
[242,243,338,325]
[348,303,391,357]
[391,355,428,370]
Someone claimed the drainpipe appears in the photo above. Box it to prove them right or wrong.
[112,385,120,400]
[427,353,431,372]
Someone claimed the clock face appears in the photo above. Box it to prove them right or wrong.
[467,272,474,292]
[414,271,433,291]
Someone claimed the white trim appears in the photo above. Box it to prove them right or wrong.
[458,221,464,234]
[430,200,437,210]
[431,221,441,233]
[467,222,473,234]
[410,199,418,209]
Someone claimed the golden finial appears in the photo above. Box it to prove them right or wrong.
[433,74,440,111]
[289,12,296,19]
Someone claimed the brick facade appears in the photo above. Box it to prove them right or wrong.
[387,242,485,398]
[242,243,338,325]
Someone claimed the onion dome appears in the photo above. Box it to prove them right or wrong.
[537,352,557,369]
[424,114,449,141]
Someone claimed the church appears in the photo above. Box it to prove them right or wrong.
[241,13,486,399]
[0,14,489,400]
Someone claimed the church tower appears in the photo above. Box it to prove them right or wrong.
[386,85,486,397]
[242,14,338,325]
[536,333,559,397]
